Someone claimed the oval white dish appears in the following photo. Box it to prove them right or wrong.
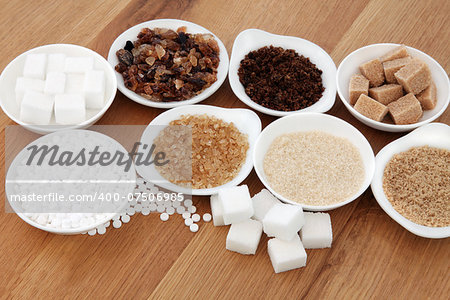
[108,19,229,109]
[253,112,375,211]
[0,44,117,135]
[371,122,450,238]
[135,105,261,196]
[337,43,450,132]
[229,29,337,117]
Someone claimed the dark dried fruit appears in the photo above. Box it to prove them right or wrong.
[116,49,133,66]
[238,46,324,111]
[115,26,220,102]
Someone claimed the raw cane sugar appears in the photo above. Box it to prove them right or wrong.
[349,74,369,105]
[380,45,409,63]
[369,84,403,105]
[359,58,385,87]
[354,94,389,121]
[387,93,422,125]
[394,58,431,94]
[383,57,412,83]
[417,81,437,110]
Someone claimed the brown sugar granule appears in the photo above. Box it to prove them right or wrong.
[383,146,450,227]
[115,27,220,102]
[263,131,365,206]
[155,114,249,189]
[238,46,324,111]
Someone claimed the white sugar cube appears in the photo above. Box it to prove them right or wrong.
[300,212,332,249]
[268,235,307,273]
[64,57,94,73]
[23,53,47,80]
[83,70,105,109]
[15,77,45,105]
[263,203,305,241]
[218,185,254,225]
[44,72,66,95]
[66,74,85,94]
[210,194,224,226]
[54,94,86,125]
[20,91,54,124]
[47,53,66,73]
[252,189,280,221]
[226,219,262,255]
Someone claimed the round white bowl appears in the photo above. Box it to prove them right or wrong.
[0,44,117,135]
[337,43,450,132]
[135,105,261,196]
[253,113,375,211]
[229,29,337,117]
[371,123,450,238]
[5,129,135,235]
[108,19,229,109]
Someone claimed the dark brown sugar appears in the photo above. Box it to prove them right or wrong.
[115,27,220,102]
[238,46,324,111]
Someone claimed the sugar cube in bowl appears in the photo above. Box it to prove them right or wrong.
[0,44,117,134]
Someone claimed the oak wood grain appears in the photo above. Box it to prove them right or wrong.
[0,0,449,299]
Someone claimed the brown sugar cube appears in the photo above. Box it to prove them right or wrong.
[417,82,437,110]
[388,93,423,125]
[354,94,389,121]
[349,74,369,105]
[369,84,404,105]
[380,45,409,63]
[359,59,385,87]
[383,57,412,83]
[394,59,431,94]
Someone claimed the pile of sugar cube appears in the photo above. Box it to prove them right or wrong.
[211,185,333,273]
[350,45,436,124]
[16,53,106,125]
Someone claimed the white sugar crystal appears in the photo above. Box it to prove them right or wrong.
[263,203,305,241]
[97,226,106,235]
[65,74,85,94]
[185,218,193,226]
[47,53,66,73]
[20,91,54,124]
[226,219,262,255]
[23,53,47,79]
[268,235,307,273]
[202,213,212,222]
[15,77,45,105]
[44,72,66,95]
[166,207,175,215]
[160,213,169,221]
[219,185,253,225]
[83,70,105,109]
[176,206,185,214]
[113,220,122,228]
[192,214,200,222]
[64,56,94,73]
[190,223,199,232]
[210,194,224,226]
[300,212,332,249]
[252,189,280,221]
[54,94,86,125]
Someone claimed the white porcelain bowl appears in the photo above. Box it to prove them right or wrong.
[371,123,450,238]
[337,43,450,132]
[136,105,261,195]
[229,29,337,117]
[253,113,375,211]
[0,44,117,135]
[108,19,229,109]
[5,129,135,235]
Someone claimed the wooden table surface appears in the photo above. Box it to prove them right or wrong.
[0,0,449,299]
